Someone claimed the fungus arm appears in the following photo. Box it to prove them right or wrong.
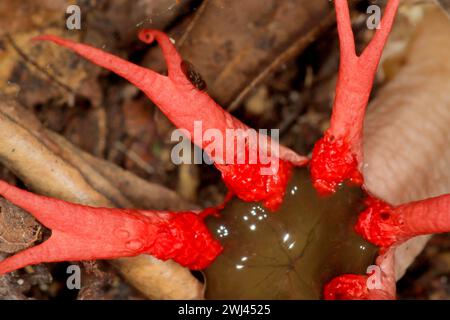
[0,180,222,274]
[356,194,450,247]
[310,0,400,195]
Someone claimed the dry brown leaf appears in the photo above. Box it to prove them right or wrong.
[0,30,99,107]
[0,198,41,253]
[0,1,67,36]
[171,0,333,107]
[0,1,191,107]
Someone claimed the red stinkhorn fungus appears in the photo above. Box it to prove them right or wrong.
[0,0,449,301]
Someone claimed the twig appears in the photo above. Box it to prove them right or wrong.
[177,0,210,48]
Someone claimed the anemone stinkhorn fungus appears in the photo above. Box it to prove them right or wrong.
[0,0,449,300]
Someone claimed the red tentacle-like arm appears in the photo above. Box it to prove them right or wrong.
[0,180,222,274]
[35,31,307,210]
[356,194,450,248]
[310,0,400,195]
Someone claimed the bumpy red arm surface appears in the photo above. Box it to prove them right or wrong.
[356,194,450,248]
[0,180,222,273]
